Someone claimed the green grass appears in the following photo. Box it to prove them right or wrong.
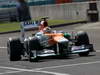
[0,19,85,33]
[0,22,20,32]
[48,20,84,26]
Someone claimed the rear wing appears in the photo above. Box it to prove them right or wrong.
[20,21,39,42]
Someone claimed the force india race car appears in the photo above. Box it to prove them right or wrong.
[7,21,95,62]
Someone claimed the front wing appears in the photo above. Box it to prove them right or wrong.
[31,44,94,58]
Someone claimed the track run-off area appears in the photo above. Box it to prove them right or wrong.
[0,22,100,75]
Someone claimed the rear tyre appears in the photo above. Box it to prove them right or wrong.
[75,31,90,46]
[7,38,23,61]
[79,51,89,57]
[75,31,90,56]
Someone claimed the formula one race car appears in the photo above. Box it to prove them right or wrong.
[7,21,95,62]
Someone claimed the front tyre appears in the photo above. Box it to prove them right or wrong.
[28,37,42,62]
[7,38,23,61]
[58,42,71,57]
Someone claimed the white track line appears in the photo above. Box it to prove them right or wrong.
[35,71,70,75]
[0,66,70,75]
[33,61,100,70]
[1,61,100,72]
[0,66,34,72]
[0,66,69,75]
[0,71,22,75]
[0,70,70,75]
[1,61,100,75]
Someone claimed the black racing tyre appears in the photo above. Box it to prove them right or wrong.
[59,43,65,55]
[7,38,23,61]
[75,31,90,56]
[75,31,90,46]
[28,37,43,50]
[58,42,70,57]
[28,37,42,62]
[78,51,89,56]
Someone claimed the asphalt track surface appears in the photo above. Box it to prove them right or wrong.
[0,22,100,75]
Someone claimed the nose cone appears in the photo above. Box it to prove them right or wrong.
[57,37,69,43]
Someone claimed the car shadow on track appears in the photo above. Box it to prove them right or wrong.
[21,54,96,62]
[21,56,74,62]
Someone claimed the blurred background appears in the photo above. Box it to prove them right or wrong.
[0,0,99,7]
[0,0,99,8]
[0,0,100,22]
